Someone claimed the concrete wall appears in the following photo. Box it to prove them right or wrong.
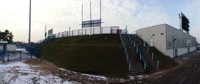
[166,46,196,58]
[136,24,167,54]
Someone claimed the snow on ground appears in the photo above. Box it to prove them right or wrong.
[0,61,74,84]
[0,49,76,84]
[0,49,136,83]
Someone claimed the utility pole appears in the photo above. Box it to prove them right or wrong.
[28,0,31,43]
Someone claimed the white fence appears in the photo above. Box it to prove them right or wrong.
[54,26,121,38]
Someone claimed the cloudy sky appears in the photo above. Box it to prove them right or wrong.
[0,0,199,42]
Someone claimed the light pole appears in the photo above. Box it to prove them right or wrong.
[28,0,31,43]
[173,38,177,65]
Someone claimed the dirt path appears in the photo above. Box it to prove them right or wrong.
[145,50,200,84]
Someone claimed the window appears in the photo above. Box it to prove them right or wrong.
[161,33,164,35]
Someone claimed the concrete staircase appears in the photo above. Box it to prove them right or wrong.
[121,34,146,76]
[120,33,161,75]
[134,35,160,73]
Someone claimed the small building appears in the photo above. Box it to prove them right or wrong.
[0,43,16,52]
[136,24,197,58]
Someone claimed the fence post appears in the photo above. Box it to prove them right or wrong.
[85,29,87,35]
[72,30,73,36]
[93,28,95,34]
[78,30,80,36]
[31,53,32,58]
[102,27,103,34]
[3,53,5,63]
[7,52,9,62]
[20,50,22,61]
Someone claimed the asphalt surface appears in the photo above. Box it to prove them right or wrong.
[146,50,200,84]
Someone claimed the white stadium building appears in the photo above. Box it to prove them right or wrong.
[136,24,197,58]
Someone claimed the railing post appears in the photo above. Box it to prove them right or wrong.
[144,64,146,69]
[129,61,131,71]
[78,30,80,36]
[157,60,160,67]
[140,53,142,60]
[152,53,154,59]
[136,47,138,53]
[72,30,73,36]
[134,42,135,47]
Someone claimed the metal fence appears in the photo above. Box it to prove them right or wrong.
[144,41,161,67]
[54,27,121,38]
[0,50,32,63]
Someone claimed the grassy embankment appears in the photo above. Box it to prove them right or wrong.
[41,34,129,78]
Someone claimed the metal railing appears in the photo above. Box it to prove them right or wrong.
[119,33,131,71]
[144,42,161,67]
[0,51,25,63]
[37,27,122,43]
[127,34,149,69]
[55,27,120,38]
[133,34,161,68]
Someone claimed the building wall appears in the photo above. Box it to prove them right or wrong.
[136,24,167,54]
[136,24,197,57]
[165,24,196,57]
[165,24,196,49]
[166,46,196,58]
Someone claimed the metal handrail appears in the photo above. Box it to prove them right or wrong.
[127,34,149,69]
[144,40,162,67]
[119,33,131,71]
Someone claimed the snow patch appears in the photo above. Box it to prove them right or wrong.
[0,62,74,84]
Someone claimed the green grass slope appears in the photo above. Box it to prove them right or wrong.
[41,34,128,78]
[150,47,174,69]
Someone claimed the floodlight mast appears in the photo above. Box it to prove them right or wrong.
[29,0,31,43]
[90,1,92,35]
[100,0,102,34]
[179,13,182,31]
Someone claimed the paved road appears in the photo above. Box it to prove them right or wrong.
[147,50,200,84]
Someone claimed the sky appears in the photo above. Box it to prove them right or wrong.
[0,0,199,43]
